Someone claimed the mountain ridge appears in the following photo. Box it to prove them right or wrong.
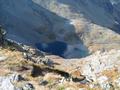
[0,0,120,58]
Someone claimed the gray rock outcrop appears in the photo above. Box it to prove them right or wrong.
[0,74,34,90]
[0,74,22,90]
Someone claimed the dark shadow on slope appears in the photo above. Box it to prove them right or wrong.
[57,0,120,34]
[0,0,89,59]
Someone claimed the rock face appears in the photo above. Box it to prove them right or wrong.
[47,49,120,89]
[0,0,120,58]
[0,74,22,90]
[22,45,53,66]
[22,83,35,90]
[56,50,120,81]
[0,42,120,89]
[0,73,35,90]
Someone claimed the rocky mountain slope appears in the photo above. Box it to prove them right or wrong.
[0,41,120,90]
[0,0,120,90]
[0,0,120,58]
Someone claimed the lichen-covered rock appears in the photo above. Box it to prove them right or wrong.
[0,73,35,90]
[0,74,23,90]
[22,83,35,90]
[22,45,53,66]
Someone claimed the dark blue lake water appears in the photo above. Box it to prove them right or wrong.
[35,41,89,58]
[35,41,67,57]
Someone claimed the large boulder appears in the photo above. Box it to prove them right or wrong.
[0,74,22,90]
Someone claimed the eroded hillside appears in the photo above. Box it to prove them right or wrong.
[0,41,120,90]
[0,0,120,58]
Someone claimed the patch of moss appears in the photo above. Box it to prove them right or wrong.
[57,85,65,90]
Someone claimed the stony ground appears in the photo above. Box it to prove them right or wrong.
[0,45,120,90]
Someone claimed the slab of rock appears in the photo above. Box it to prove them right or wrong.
[22,45,53,67]
[22,83,35,90]
[0,56,7,61]
[47,49,120,84]
[0,74,23,90]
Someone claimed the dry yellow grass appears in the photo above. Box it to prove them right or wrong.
[102,68,120,81]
